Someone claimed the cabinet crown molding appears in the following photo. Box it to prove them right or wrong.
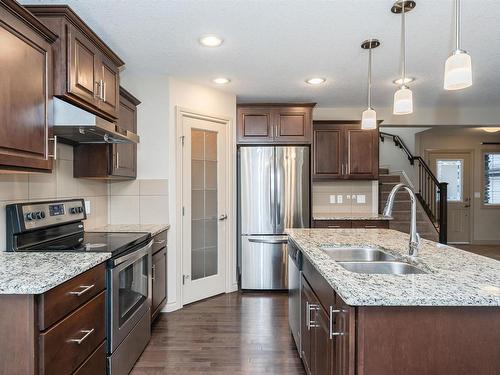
[25,4,125,67]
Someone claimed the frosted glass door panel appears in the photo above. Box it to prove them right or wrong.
[191,129,218,280]
[436,159,463,202]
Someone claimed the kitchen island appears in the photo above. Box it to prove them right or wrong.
[287,228,500,375]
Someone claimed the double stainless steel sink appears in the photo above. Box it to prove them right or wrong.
[321,246,426,275]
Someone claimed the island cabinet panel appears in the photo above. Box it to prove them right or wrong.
[300,276,314,375]
[0,0,56,172]
[312,121,379,180]
[237,103,315,144]
[26,5,125,121]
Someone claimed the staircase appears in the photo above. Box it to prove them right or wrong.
[379,168,439,242]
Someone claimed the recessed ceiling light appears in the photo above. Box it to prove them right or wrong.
[212,77,230,85]
[306,77,326,85]
[393,77,415,85]
[199,35,223,47]
[482,127,500,133]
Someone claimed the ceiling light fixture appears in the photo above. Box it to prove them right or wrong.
[393,77,415,85]
[306,77,326,85]
[444,0,472,90]
[392,0,415,116]
[361,38,380,130]
[199,35,223,47]
[482,127,500,133]
[212,77,230,84]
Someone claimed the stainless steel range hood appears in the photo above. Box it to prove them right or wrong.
[53,98,139,144]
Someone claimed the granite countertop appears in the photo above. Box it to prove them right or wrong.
[313,213,391,221]
[89,224,170,237]
[0,252,111,294]
[287,228,500,307]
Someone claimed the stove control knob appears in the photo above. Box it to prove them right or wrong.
[70,207,77,214]
[35,211,44,220]
[26,212,35,221]
[79,207,84,214]
[39,211,46,219]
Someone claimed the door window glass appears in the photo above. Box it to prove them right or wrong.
[436,159,463,201]
[484,152,500,205]
[191,129,218,280]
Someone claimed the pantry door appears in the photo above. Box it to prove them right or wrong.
[181,114,227,305]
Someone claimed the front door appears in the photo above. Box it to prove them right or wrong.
[181,115,227,305]
[429,151,472,244]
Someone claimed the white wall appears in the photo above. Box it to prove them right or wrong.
[120,74,170,179]
[379,127,431,187]
[168,77,237,311]
[313,106,500,126]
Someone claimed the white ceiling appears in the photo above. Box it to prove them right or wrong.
[23,0,500,108]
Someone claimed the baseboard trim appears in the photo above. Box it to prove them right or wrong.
[163,300,182,313]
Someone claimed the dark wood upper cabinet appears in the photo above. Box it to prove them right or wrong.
[237,103,315,144]
[26,5,125,121]
[313,121,379,180]
[0,0,57,172]
[74,87,140,179]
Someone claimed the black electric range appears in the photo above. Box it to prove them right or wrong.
[5,199,149,256]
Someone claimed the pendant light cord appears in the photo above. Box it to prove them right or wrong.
[368,41,372,109]
[455,0,461,51]
[401,4,406,87]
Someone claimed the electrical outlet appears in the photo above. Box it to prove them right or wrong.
[329,195,336,204]
[337,195,343,204]
[357,194,366,204]
[474,192,481,198]
[84,200,91,215]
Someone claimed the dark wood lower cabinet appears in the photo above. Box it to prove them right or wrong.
[298,249,500,375]
[0,264,107,375]
[152,230,168,321]
[312,219,389,229]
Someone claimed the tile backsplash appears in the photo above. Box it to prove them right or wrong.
[109,179,169,225]
[0,144,109,250]
[312,181,378,216]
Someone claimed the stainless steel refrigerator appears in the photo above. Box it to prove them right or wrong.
[239,146,310,290]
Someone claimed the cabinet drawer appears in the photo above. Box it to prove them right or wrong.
[73,341,106,375]
[313,220,352,229]
[39,292,105,375]
[38,263,105,330]
[152,230,167,255]
[351,220,389,229]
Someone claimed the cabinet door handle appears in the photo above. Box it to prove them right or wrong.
[115,152,120,169]
[102,80,107,102]
[68,284,95,297]
[307,302,319,330]
[329,306,345,339]
[327,225,341,228]
[364,225,378,228]
[152,264,156,281]
[154,239,166,245]
[68,328,95,344]
[48,135,57,160]
[99,79,105,100]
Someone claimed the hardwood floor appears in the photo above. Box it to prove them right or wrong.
[131,292,305,375]
[454,244,500,261]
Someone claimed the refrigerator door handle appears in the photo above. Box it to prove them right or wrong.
[270,147,276,231]
[248,237,288,245]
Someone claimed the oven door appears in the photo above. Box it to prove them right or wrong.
[108,240,153,352]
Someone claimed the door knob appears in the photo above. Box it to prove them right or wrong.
[218,214,228,221]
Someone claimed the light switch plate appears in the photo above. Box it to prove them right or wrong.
[84,200,91,215]
[329,195,336,204]
[337,195,343,204]
[474,192,481,199]
[357,194,366,204]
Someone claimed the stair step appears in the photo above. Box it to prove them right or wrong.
[379,200,412,211]
[380,191,412,201]
[389,211,427,221]
[380,182,403,193]
[379,174,401,183]
[378,168,390,175]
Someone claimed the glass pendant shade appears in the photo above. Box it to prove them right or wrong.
[393,87,413,115]
[361,108,377,130]
[444,52,472,90]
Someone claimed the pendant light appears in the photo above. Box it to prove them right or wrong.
[444,0,472,90]
[392,1,415,115]
[361,39,380,130]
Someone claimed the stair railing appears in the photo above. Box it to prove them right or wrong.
[380,131,448,244]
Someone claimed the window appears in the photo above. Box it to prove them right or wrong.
[436,159,463,201]
[484,152,500,205]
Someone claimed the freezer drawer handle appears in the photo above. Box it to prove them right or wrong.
[248,238,288,245]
